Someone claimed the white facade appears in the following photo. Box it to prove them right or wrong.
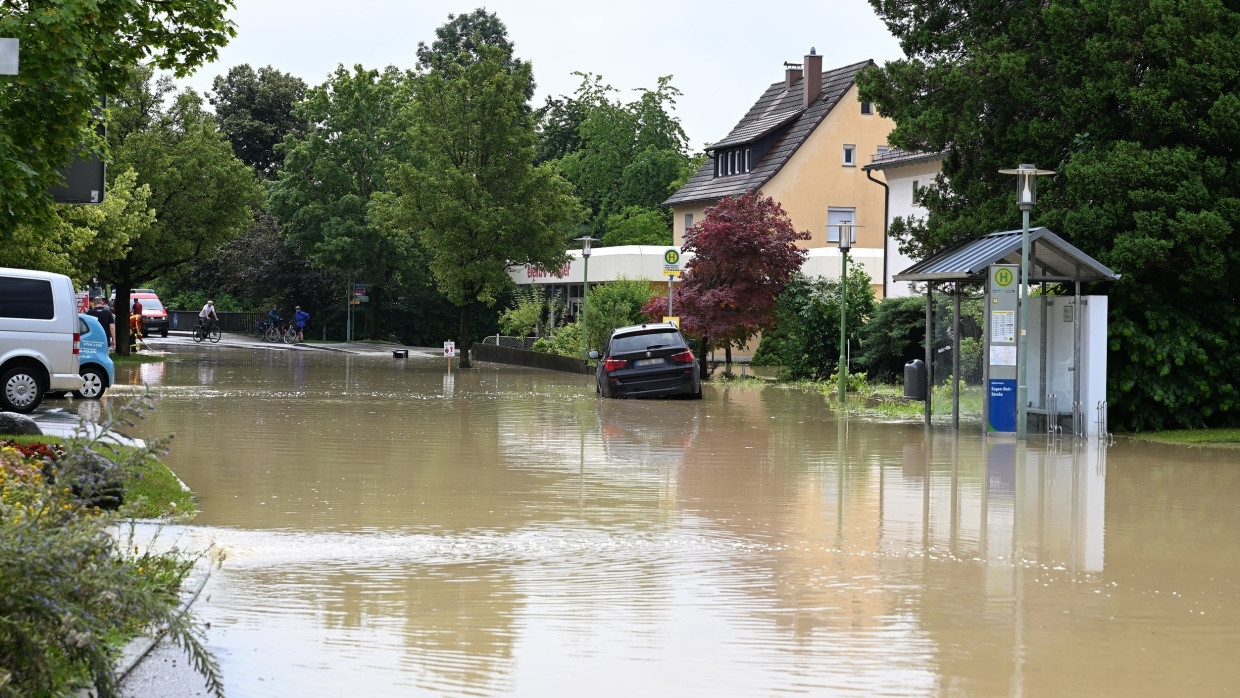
[864,152,945,297]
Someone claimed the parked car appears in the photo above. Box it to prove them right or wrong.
[110,289,169,337]
[590,323,702,399]
[46,314,114,400]
[0,267,84,412]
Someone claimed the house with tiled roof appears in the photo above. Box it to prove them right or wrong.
[664,50,895,295]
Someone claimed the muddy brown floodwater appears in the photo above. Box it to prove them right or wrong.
[90,346,1240,696]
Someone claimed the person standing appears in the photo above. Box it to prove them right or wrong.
[294,305,310,343]
[86,296,116,352]
[131,298,144,339]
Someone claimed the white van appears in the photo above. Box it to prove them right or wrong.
[0,267,84,413]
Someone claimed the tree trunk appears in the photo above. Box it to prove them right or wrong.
[697,333,710,380]
[458,303,473,369]
[114,282,134,357]
[725,343,733,376]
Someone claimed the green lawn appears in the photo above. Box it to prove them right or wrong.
[1122,428,1240,446]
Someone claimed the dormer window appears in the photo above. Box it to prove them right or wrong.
[713,146,754,178]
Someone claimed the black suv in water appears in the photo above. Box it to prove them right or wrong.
[590,323,702,399]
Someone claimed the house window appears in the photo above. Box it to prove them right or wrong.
[716,156,722,177]
[876,145,890,155]
[912,180,920,205]
[861,101,873,115]
[842,145,856,167]
[827,207,857,244]
[744,148,751,172]
[684,213,693,231]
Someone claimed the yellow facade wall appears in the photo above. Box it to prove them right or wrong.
[761,84,893,250]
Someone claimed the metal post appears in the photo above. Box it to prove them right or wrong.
[952,285,960,430]
[1017,207,1030,439]
[839,245,848,404]
[925,284,933,427]
[582,253,590,358]
[668,276,674,317]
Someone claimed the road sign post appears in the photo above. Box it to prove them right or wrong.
[663,249,681,316]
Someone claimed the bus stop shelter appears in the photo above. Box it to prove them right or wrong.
[893,227,1120,434]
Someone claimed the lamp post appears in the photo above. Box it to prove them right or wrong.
[575,235,597,359]
[837,221,853,405]
[998,164,1055,439]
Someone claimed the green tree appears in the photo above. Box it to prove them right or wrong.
[582,276,656,352]
[0,168,153,281]
[383,25,580,368]
[548,73,692,237]
[858,0,1240,430]
[209,64,308,179]
[0,0,234,235]
[269,64,423,340]
[600,206,671,247]
[99,79,260,354]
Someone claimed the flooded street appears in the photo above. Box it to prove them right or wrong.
[100,347,1240,696]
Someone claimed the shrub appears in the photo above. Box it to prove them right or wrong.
[0,396,222,698]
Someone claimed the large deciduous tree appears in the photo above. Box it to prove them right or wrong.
[380,15,580,368]
[549,73,693,240]
[858,0,1240,430]
[268,64,422,341]
[209,64,307,179]
[643,192,808,374]
[0,0,234,235]
[100,72,260,353]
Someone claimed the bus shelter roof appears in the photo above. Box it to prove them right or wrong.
[892,227,1120,284]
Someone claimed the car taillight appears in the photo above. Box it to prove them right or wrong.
[73,332,80,355]
[670,349,694,364]
[603,357,627,372]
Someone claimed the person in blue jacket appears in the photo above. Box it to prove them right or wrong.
[294,305,310,343]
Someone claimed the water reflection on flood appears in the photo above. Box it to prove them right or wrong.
[97,348,1240,696]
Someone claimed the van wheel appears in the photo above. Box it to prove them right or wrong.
[1,366,44,413]
[161,328,168,337]
[74,367,107,400]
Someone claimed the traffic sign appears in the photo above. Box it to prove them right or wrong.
[663,269,681,277]
[663,249,680,266]
[444,341,456,357]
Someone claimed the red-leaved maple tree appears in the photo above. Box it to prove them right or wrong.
[643,191,808,374]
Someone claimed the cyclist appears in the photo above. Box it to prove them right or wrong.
[294,305,310,343]
[267,304,282,334]
[199,300,219,333]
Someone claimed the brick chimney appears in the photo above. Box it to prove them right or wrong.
[803,47,822,108]
[785,61,803,89]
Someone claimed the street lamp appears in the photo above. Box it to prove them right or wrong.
[837,221,853,405]
[575,235,597,359]
[998,163,1055,439]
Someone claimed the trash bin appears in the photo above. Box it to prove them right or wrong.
[904,359,927,401]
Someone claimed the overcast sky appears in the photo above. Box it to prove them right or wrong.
[176,1,907,152]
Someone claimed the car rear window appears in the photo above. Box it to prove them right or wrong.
[0,277,55,320]
[609,330,684,354]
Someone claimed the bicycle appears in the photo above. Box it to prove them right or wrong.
[265,320,284,342]
[193,320,222,343]
[282,323,299,344]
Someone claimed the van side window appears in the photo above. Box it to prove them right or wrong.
[0,277,55,320]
